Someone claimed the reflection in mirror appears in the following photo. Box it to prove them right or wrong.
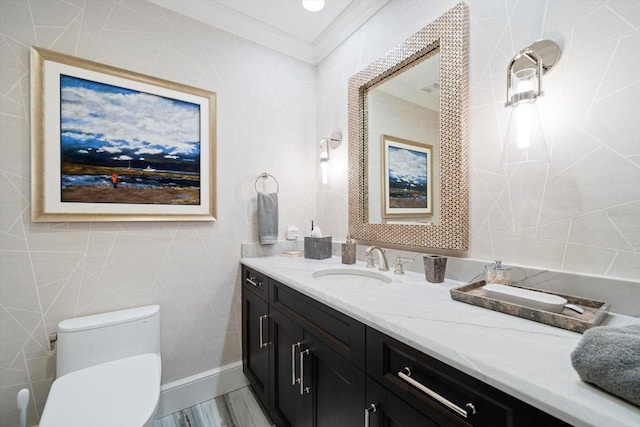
[368,52,441,225]
[348,2,468,250]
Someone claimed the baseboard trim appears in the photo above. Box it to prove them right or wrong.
[156,361,249,418]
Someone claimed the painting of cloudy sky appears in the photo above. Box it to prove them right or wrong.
[387,144,429,210]
[59,74,202,204]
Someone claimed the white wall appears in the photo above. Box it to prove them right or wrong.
[0,1,316,425]
[2,0,640,424]
[317,0,640,280]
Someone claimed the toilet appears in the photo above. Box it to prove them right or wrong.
[40,305,161,427]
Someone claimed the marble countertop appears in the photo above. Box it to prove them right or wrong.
[241,255,640,427]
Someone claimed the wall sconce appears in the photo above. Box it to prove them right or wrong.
[320,131,342,184]
[502,40,561,166]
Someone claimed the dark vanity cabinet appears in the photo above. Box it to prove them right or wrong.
[365,377,441,427]
[365,328,571,427]
[241,268,270,407]
[268,308,304,425]
[242,266,365,427]
[241,266,570,427]
[269,282,367,427]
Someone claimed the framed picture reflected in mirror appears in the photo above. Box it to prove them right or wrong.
[382,134,432,219]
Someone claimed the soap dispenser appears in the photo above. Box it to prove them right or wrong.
[342,235,356,264]
[485,260,510,285]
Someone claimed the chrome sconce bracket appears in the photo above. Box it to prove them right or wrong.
[505,40,561,106]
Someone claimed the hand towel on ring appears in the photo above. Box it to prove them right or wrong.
[258,192,278,245]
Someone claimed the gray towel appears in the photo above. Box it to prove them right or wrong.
[258,192,278,245]
[570,324,640,407]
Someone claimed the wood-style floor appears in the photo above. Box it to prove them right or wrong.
[153,387,273,427]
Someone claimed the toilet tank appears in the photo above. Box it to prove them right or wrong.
[56,305,160,377]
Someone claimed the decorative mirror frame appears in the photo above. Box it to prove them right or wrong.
[347,2,469,250]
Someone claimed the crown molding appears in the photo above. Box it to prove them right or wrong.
[149,0,389,65]
[312,0,388,63]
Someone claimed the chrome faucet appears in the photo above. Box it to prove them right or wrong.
[364,246,389,271]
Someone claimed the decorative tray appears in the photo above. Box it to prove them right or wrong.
[450,281,610,333]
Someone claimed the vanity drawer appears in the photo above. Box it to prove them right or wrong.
[366,328,569,427]
[242,266,269,300]
[270,280,365,367]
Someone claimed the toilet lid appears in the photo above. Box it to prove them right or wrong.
[40,353,161,427]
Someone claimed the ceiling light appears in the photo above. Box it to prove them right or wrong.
[302,0,325,12]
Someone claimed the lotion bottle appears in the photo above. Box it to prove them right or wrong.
[342,235,356,264]
[485,260,511,285]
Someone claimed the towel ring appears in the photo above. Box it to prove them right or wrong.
[254,172,279,193]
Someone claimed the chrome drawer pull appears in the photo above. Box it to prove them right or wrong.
[364,403,377,427]
[259,314,270,348]
[398,367,470,418]
[291,342,301,385]
[299,349,310,395]
[246,276,262,287]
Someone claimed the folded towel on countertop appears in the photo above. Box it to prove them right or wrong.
[570,324,640,407]
[258,192,278,245]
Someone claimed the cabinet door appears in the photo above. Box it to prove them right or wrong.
[270,308,305,427]
[242,286,270,411]
[302,331,365,427]
[365,378,441,427]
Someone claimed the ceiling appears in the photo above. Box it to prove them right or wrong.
[375,52,441,111]
[148,0,389,64]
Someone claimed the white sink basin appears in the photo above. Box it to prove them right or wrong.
[312,268,392,287]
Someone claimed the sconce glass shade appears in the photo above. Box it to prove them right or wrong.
[320,159,329,184]
[502,68,549,166]
[319,131,341,185]
[320,138,330,184]
[502,101,548,166]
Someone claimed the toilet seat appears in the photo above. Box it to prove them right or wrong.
[40,353,161,427]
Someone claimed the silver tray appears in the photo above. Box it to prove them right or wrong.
[450,281,610,333]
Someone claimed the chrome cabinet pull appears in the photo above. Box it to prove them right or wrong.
[398,367,471,419]
[364,403,377,427]
[299,349,310,395]
[291,342,301,385]
[246,276,262,287]
[259,314,270,348]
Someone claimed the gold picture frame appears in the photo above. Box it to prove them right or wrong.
[382,135,433,219]
[30,47,217,222]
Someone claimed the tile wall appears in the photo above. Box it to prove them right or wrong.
[316,0,640,282]
[0,1,316,425]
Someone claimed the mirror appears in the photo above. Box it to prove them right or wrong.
[368,52,441,225]
[348,2,469,250]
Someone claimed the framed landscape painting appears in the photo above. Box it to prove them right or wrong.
[30,47,216,221]
[382,134,432,218]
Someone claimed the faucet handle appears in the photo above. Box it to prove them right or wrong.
[393,257,414,275]
[364,250,375,268]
